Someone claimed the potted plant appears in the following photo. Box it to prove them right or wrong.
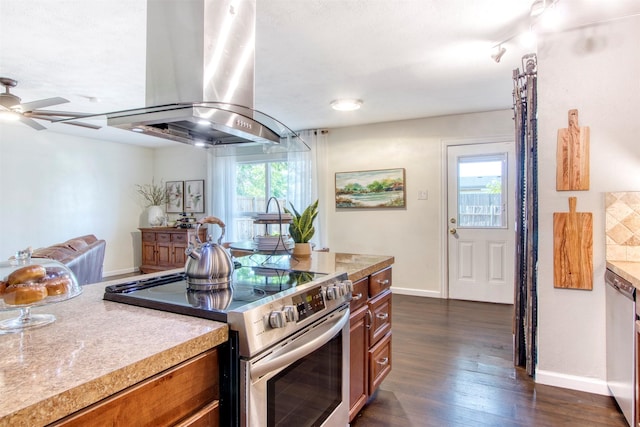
[136,179,169,227]
[285,199,318,258]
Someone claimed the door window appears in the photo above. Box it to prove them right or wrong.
[457,154,506,228]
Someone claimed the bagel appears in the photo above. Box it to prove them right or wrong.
[7,265,46,285]
[3,283,48,305]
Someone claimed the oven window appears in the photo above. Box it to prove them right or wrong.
[267,332,342,427]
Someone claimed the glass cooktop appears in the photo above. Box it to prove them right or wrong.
[103,266,326,322]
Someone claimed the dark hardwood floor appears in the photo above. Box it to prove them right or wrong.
[350,294,627,427]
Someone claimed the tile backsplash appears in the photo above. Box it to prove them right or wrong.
[606,192,640,261]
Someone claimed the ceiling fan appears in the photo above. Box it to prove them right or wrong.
[0,77,101,130]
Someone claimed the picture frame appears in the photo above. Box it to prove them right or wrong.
[184,180,205,213]
[335,168,406,208]
[166,181,184,213]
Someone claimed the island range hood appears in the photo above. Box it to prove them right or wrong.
[105,0,307,154]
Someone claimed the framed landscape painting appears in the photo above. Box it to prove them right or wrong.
[166,181,184,213]
[335,168,406,208]
[184,180,205,213]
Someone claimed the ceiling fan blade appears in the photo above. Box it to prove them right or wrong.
[24,110,95,118]
[19,97,69,112]
[19,116,47,131]
[62,121,102,130]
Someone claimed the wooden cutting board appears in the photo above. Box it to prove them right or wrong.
[553,197,593,290]
[556,109,590,191]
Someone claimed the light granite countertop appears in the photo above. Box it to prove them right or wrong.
[0,272,228,427]
[606,261,640,288]
[0,251,393,426]
[238,252,394,282]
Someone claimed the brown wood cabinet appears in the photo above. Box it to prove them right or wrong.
[349,266,393,422]
[139,227,206,274]
[51,348,220,426]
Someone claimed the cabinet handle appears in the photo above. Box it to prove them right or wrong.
[376,312,389,320]
[352,292,363,301]
[366,309,373,329]
[377,279,389,285]
[377,357,389,366]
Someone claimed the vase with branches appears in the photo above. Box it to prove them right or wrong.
[136,179,169,226]
[136,179,169,207]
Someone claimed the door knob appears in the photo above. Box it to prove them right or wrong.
[449,228,457,235]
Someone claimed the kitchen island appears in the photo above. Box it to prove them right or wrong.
[0,252,393,426]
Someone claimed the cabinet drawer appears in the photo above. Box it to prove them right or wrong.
[174,400,219,427]
[350,277,369,311]
[172,233,188,243]
[157,233,171,243]
[369,290,392,346]
[51,349,219,426]
[142,232,156,242]
[368,332,392,394]
[369,267,392,297]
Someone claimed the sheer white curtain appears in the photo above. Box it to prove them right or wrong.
[287,129,329,250]
[207,152,238,242]
[207,130,328,246]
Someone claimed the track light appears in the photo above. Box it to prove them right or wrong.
[491,45,507,63]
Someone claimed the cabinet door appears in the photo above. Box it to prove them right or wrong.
[157,242,172,266]
[172,242,188,267]
[52,349,219,426]
[369,290,392,347]
[349,306,369,422]
[156,233,172,266]
[141,241,157,265]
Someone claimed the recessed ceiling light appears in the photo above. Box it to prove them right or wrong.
[330,99,363,111]
[131,127,144,133]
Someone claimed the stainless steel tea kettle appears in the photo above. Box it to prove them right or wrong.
[185,216,234,291]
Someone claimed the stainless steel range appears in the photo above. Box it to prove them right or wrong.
[104,264,352,427]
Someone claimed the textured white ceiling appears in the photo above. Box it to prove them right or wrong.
[1,0,639,144]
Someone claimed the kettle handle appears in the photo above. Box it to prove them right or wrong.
[195,216,226,245]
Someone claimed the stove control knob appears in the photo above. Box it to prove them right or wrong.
[335,282,346,297]
[269,310,287,329]
[343,280,354,294]
[325,285,338,300]
[283,305,298,322]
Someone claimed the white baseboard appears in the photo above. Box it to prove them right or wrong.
[535,369,610,396]
[103,267,139,278]
[391,286,442,298]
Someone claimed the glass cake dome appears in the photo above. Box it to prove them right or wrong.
[0,254,82,332]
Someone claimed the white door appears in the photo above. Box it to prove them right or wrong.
[447,141,515,304]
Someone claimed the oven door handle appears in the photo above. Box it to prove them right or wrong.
[250,308,349,381]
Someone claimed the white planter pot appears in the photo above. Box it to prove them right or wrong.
[148,205,164,227]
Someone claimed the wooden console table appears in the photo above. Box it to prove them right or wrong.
[139,227,207,274]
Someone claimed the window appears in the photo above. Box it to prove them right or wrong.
[457,154,506,228]
[235,160,289,240]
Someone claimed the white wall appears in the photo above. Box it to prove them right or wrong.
[0,123,207,277]
[325,110,514,296]
[536,15,640,393]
